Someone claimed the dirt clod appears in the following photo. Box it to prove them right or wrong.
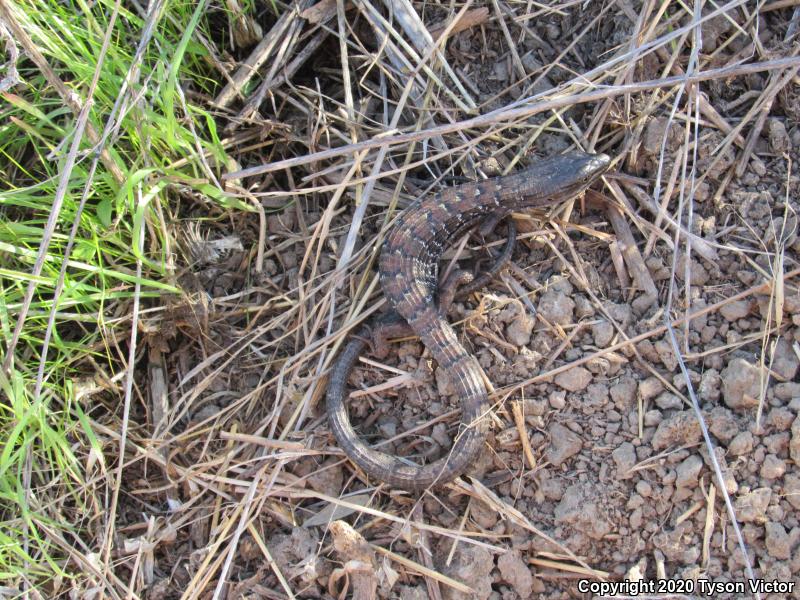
[547,422,583,466]
[497,550,534,599]
[720,358,761,410]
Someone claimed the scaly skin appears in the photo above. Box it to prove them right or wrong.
[327,151,611,491]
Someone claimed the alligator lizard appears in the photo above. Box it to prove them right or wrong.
[327,150,611,491]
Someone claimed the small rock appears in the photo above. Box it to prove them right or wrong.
[653,527,700,564]
[784,474,800,510]
[554,484,612,540]
[699,369,721,402]
[707,406,738,442]
[765,522,791,560]
[606,302,633,327]
[651,411,702,450]
[760,454,786,480]
[734,488,772,523]
[655,392,682,410]
[644,409,663,427]
[506,309,534,346]
[767,118,790,154]
[549,389,566,410]
[639,377,664,402]
[721,358,761,410]
[768,407,794,431]
[655,339,678,371]
[497,551,533,599]
[675,254,709,286]
[701,15,733,52]
[537,290,575,326]
[636,480,653,497]
[612,442,637,476]
[610,378,637,409]
[727,431,754,456]
[441,546,494,600]
[704,448,738,495]
[554,367,592,392]
[546,423,583,466]
[586,383,609,407]
[643,117,680,156]
[676,455,703,488]
[772,338,799,381]
[592,320,614,347]
[574,295,595,318]
[720,300,751,322]
[539,476,564,501]
[791,415,800,466]
[775,382,800,400]
[305,459,344,495]
[471,500,499,530]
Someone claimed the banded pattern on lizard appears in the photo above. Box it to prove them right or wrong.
[327,151,611,491]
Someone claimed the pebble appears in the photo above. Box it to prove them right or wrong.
[471,500,500,530]
[635,480,653,497]
[610,378,637,409]
[727,431,754,456]
[765,522,791,560]
[772,338,799,380]
[784,474,800,510]
[546,423,583,466]
[675,254,709,286]
[639,376,664,402]
[612,442,637,477]
[734,488,772,523]
[554,366,592,392]
[442,546,493,600]
[720,358,761,410]
[651,411,702,450]
[506,309,534,346]
[548,389,566,410]
[719,300,751,322]
[643,117,679,155]
[592,320,614,347]
[764,432,789,455]
[775,382,800,400]
[574,295,595,318]
[707,406,739,442]
[655,392,682,410]
[654,339,679,371]
[791,415,800,466]
[586,383,609,406]
[497,551,533,599]
[643,409,663,427]
[760,454,786,480]
[767,118,790,154]
[606,302,633,327]
[675,455,703,488]
[537,289,575,326]
[554,483,612,540]
[699,369,721,402]
[767,407,794,431]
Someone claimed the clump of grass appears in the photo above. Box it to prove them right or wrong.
[0,0,238,592]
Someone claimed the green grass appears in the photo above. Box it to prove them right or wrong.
[0,0,244,592]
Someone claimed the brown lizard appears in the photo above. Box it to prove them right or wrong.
[327,151,611,491]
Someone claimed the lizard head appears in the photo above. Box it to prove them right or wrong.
[508,150,611,209]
